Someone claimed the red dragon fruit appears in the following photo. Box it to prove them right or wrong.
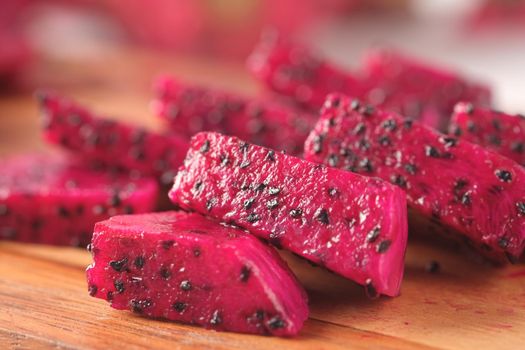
[38,92,188,185]
[304,94,525,263]
[0,153,158,247]
[449,102,525,166]
[152,76,317,155]
[247,35,367,110]
[362,49,492,130]
[86,211,308,336]
[247,37,491,131]
[169,132,408,297]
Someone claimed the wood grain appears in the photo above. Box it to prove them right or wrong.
[0,47,524,349]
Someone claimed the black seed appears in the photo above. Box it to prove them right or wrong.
[134,256,145,268]
[109,258,128,272]
[244,198,255,210]
[266,198,279,209]
[268,316,285,329]
[439,136,457,148]
[360,105,375,116]
[254,183,267,192]
[467,120,476,132]
[199,140,210,154]
[247,213,260,223]
[130,299,152,313]
[511,142,524,154]
[328,154,339,166]
[210,310,222,326]
[461,192,472,206]
[516,202,525,215]
[382,119,397,131]
[452,126,462,137]
[464,103,474,115]
[255,310,265,321]
[498,237,509,249]
[366,227,381,243]
[88,285,97,296]
[114,280,125,293]
[316,208,329,225]
[240,265,251,282]
[130,148,146,161]
[130,129,147,144]
[488,134,501,146]
[290,209,302,218]
[239,160,251,169]
[376,240,391,253]
[403,119,413,129]
[359,139,370,150]
[391,174,407,188]
[219,153,230,166]
[239,142,250,152]
[404,163,417,175]
[206,198,217,212]
[328,188,339,197]
[180,280,192,291]
[312,135,324,154]
[193,181,203,192]
[0,204,8,216]
[353,123,366,135]
[107,291,114,301]
[495,169,512,183]
[425,260,440,274]
[87,244,93,253]
[266,150,275,161]
[454,179,468,190]
[57,206,70,218]
[108,191,122,207]
[173,302,187,313]
[359,158,373,172]
[506,252,519,264]
[350,99,360,111]
[31,219,43,231]
[162,240,174,250]
[378,135,391,146]
[365,279,378,299]
[492,119,501,130]
[160,267,171,279]
[425,145,440,158]
[123,205,134,214]
[192,247,201,257]
[268,187,281,196]
[1,227,17,239]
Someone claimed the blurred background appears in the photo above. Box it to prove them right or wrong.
[2,0,525,155]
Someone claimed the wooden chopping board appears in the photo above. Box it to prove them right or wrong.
[0,48,524,350]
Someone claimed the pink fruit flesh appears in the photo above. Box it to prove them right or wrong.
[362,49,492,130]
[169,132,408,297]
[304,94,525,263]
[0,153,158,247]
[152,76,317,155]
[39,92,188,184]
[247,38,491,131]
[450,102,525,166]
[86,211,308,336]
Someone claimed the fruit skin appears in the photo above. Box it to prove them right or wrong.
[169,132,408,297]
[86,211,308,336]
[39,91,188,185]
[152,76,316,155]
[304,93,525,263]
[247,37,491,131]
[0,153,158,247]
[362,49,492,131]
[449,102,525,166]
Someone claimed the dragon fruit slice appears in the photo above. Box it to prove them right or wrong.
[86,211,308,336]
[247,37,491,130]
[39,92,188,184]
[362,49,492,130]
[0,153,158,247]
[169,132,408,297]
[304,94,525,263]
[247,36,367,110]
[152,76,316,155]
[449,102,525,166]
